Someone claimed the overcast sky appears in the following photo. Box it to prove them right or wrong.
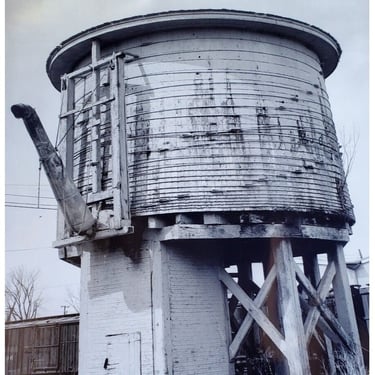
[5,0,369,317]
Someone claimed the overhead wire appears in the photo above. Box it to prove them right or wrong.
[5,193,55,200]
[5,204,57,210]
[5,191,57,210]
[8,68,108,221]
[5,200,56,206]
[6,183,50,187]
[6,188,57,210]
[37,160,42,208]
[5,247,53,253]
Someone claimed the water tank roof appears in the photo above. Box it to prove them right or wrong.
[46,9,341,90]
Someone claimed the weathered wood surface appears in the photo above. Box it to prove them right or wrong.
[56,76,75,240]
[272,239,311,374]
[226,265,277,360]
[329,244,366,372]
[5,315,79,375]
[153,223,350,242]
[64,27,353,222]
[218,266,287,358]
[111,55,129,228]
[302,261,336,343]
[56,51,133,240]
[123,30,352,219]
[90,48,103,194]
[295,261,354,351]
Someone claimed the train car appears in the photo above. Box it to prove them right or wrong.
[5,314,79,375]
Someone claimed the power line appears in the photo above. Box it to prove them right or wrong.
[6,247,53,253]
[6,200,56,207]
[5,204,57,211]
[6,183,51,187]
[6,193,55,200]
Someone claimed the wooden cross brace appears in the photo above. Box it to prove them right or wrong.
[218,265,287,360]
[294,261,355,352]
[218,239,364,374]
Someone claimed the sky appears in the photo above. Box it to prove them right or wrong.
[5,0,370,317]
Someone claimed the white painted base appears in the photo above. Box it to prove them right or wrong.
[78,235,233,374]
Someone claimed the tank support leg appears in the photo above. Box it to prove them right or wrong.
[329,244,366,373]
[271,238,312,375]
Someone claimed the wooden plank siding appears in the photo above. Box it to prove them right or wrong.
[5,315,79,375]
[84,28,352,222]
[52,16,353,228]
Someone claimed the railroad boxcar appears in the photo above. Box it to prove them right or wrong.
[5,314,79,375]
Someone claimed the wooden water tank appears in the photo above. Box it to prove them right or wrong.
[47,10,354,225]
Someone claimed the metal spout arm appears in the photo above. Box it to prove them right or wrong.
[11,104,97,235]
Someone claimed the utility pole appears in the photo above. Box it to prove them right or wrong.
[61,305,69,315]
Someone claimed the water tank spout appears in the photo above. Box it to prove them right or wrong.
[11,104,97,235]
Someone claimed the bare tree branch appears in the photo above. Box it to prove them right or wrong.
[65,287,80,313]
[338,126,359,183]
[5,266,43,321]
